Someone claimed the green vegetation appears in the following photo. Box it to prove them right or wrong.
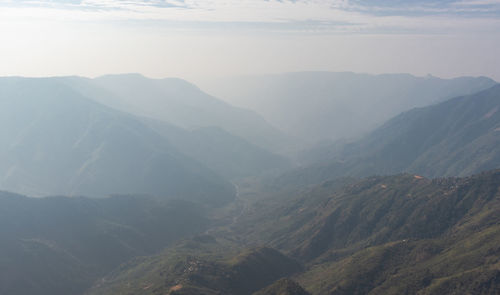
[87,240,302,295]
[297,225,500,295]
[88,169,500,294]
[253,278,310,295]
[1,76,500,295]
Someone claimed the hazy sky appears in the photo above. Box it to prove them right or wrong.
[0,0,499,81]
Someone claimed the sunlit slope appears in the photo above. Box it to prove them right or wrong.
[85,169,500,294]
[254,278,311,295]
[294,172,500,294]
[88,242,303,295]
[226,171,500,294]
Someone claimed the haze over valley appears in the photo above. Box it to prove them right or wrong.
[1,1,500,294]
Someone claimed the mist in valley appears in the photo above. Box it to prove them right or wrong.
[1,1,500,295]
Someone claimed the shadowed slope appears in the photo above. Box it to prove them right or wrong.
[0,77,234,202]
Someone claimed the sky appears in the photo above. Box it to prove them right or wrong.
[0,0,499,81]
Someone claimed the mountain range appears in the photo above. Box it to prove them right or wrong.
[1,72,500,295]
[0,76,291,199]
[276,84,500,190]
[89,169,500,294]
[84,80,500,295]
[200,72,496,146]
[88,243,303,295]
[64,74,290,153]
[143,119,290,180]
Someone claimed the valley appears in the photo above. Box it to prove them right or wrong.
[0,73,499,295]
[87,169,500,295]
[3,1,500,294]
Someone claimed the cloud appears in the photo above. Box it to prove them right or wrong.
[0,0,499,34]
[453,0,500,5]
[79,0,188,10]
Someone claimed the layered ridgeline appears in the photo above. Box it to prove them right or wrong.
[200,72,496,145]
[0,77,235,201]
[64,74,291,153]
[281,84,500,188]
[63,74,291,179]
[0,76,289,199]
[87,170,500,294]
[0,191,207,295]
[142,119,290,180]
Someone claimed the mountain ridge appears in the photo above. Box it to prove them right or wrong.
[199,71,496,145]
[84,73,292,153]
[86,169,500,294]
[0,77,235,202]
[279,83,500,190]
[0,191,209,295]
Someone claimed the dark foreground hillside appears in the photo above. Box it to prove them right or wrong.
[0,192,208,295]
[87,169,500,294]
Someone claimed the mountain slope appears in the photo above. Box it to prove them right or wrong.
[200,72,496,145]
[287,84,500,187]
[78,74,291,152]
[85,169,500,294]
[0,191,208,295]
[259,170,500,261]
[297,229,500,295]
[144,119,291,179]
[253,278,311,295]
[0,77,234,202]
[62,75,290,180]
[88,242,303,295]
[227,170,500,294]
